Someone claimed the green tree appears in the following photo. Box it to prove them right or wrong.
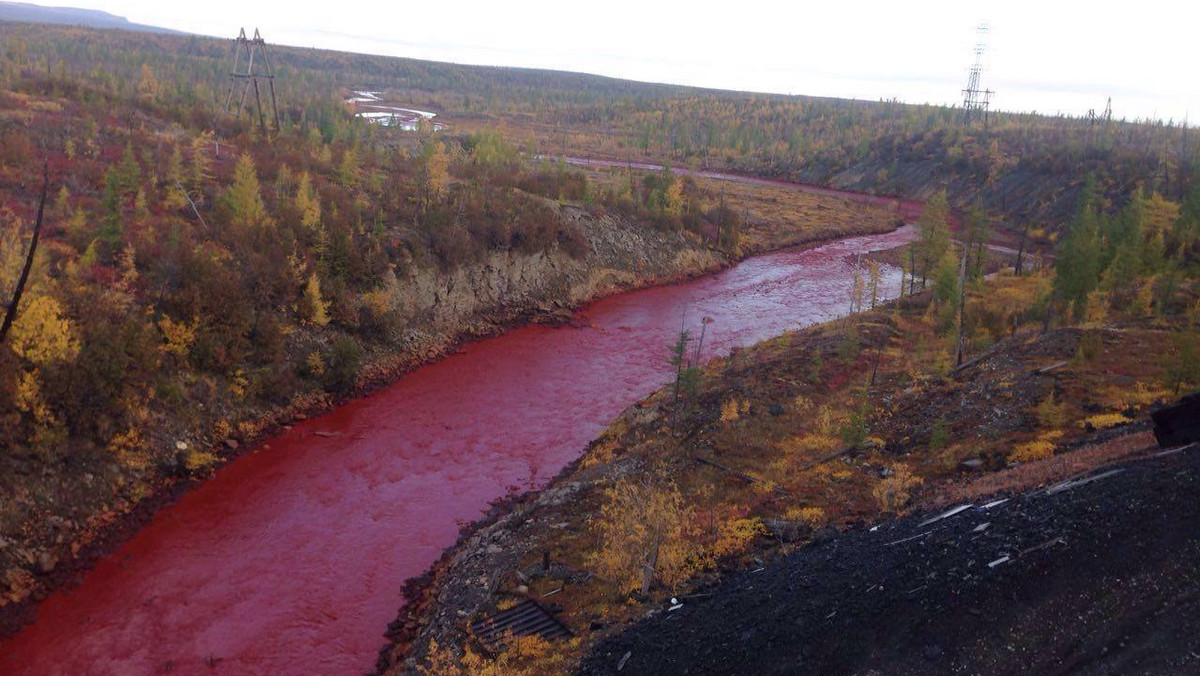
[915,190,951,288]
[99,166,123,250]
[964,205,990,279]
[223,153,268,229]
[1054,179,1104,321]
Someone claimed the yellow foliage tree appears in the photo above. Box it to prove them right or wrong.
[296,172,321,231]
[10,295,79,366]
[189,132,214,196]
[420,141,450,207]
[300,271,330,327]
[420,635,577,676]
[872,465,923,513]
[591,475,697,594]
[225,153,268,229]
[158,315,198,357]
[1143,192,1180,236]
[662,178,684,219]
[137,64,162,102]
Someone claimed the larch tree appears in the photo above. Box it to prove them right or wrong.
[295,172,322,231]
[419,140,449,208]
[1053,179,1104,321]
[915,190,951,289]
[867,260,881,309]
[299,271,330,327]
[224,153,268,230]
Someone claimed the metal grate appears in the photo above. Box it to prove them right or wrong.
[471,599,572,646]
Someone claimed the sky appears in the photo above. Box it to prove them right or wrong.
[26,0,1200,122]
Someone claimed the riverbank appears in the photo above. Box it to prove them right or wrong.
[378,267,1188,675]
[0,205,719,638]
[0,187,900,656]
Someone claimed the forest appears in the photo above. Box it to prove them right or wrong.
[0,22,1198,668]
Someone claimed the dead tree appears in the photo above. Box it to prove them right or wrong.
[0,165,49,344]
[1014,224,1029,276]
[953,243,969,367]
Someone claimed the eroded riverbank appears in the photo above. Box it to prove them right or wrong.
[1,223,914,676]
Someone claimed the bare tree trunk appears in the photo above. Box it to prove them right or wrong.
[908,245,917,295]
[954,244,969,367]
[0,165,49,344]
[641,535,660,596]
[1015,224,1029,276]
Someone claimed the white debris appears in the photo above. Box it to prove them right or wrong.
[980,498,1009,510]
[884,529,938,547]
[987,555,1010,568]
[919,504,974,527]
[973,522,991,533]
[1046,469,1124,496]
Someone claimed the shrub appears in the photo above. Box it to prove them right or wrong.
[1009,439,1055,463]
[786,506,828,530]
[873,466,923,513]
[1081,412,1132,430]
[928,415,949,451]
[324,336,364,393]
[1034,393,1069,428]
[709,517,766,559]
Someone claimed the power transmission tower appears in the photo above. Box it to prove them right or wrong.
[223,28,280,135]
[1088,97,1113,127]
[960,24,994,125]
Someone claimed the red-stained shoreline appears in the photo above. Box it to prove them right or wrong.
[1,220,916,676]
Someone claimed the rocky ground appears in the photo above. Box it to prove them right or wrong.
[579,440,1200,676]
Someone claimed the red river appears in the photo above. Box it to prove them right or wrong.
[2,226,915,675]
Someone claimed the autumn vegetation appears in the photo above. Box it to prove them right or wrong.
[0,20,1197,668]
[394,176,1199,674]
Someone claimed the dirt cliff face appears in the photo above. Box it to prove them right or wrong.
[392,205,723,339]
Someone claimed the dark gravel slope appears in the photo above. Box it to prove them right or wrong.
[579,444,1200,676]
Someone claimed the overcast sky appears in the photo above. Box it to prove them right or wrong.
[31,0,1199,122]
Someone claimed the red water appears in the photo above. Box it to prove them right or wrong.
[1,226,915,676]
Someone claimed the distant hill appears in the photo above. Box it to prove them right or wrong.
[0,1,181,33]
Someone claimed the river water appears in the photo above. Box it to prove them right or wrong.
[1,226,915,675]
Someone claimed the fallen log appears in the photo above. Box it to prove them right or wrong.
[693,455,790,496]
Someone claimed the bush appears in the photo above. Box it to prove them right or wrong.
[873,466,923,513]
[1034,393,1068,428]
[1081,412,1131,431]
[1009,439,1055,463]
[324,336,364,393]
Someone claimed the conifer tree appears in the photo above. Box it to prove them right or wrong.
[224,153,267,229]
[296,172,321,231]
[915,191,951,288]
[1054,178,1104,321]
[300,271,330,327]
